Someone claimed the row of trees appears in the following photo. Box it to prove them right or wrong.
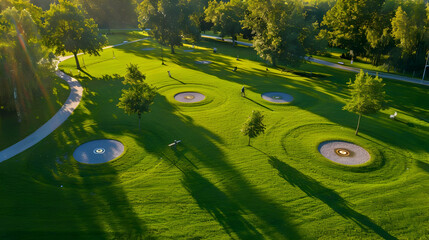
[4,0,427,74]
[138,0,428,73]
[135,0,325,66]
[322,0,429,74]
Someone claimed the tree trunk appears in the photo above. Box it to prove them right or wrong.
[73,52,81,69]
[170,44,175,54]
[161,45,164,65]
[248,137,251,146]
[138,114,141,130]
[272,56,277,67]
[355,113,362,135]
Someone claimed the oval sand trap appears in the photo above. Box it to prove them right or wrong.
[319,141,370,165]
[73,139,124,164]
[261,92,294,103]
[174,92,206,103]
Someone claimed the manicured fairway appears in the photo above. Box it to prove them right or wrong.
[0,34,428,239]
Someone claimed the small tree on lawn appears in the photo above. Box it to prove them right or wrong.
[241,110,266,146]
[118,64,157,129]
[343,69,387,135]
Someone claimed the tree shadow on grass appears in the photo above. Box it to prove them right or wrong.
[182,170,264,240]
[0,75,157,239]
[244,96,274,111]
[416,160,429,174]
[268,156,397,240]
[130,95,301,239]
[0,134,156,239]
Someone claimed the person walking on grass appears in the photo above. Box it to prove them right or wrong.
[241,86,245,97]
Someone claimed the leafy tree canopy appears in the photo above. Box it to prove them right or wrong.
[0,6,55,114]
[241,110,266,145]
[343,70,388,135]
[42,0,107,69]
[118,64,156,129]
[243,0,319,66]
[138,0,200,53]
[204,0,246,46]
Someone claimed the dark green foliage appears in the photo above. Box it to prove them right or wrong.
[241,110,266,145]
[117,64,156,129]
[242,0,319,66]
[0,6,55,113]
[204,0,246,46]
[322,0,383,56]
[137,0,200,54]
[77,0,138,29]
[343,70,388,135]
[42,0,107,69]
[321,0,429,73]
[123,63,146,85]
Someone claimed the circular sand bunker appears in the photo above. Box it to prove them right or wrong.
[73,139,125,164]
[195,60,212,64]
[319,141,370,165]
[261,92,294,103]
[174,92,206,103]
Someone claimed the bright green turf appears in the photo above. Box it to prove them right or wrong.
[0,76,70,149]
[0,34,428,239]
[100,30,149,46]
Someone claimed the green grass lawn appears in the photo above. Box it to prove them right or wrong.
[0,76,70,149]
[101,29,149,46]
[0,34,428,239]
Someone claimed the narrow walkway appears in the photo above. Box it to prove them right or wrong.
[0,39,150,162]
[201,35,429,86]
[0,71,83,162]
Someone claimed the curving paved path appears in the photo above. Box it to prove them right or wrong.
[201,34,429,86]
[0,39,151,162]
[0,70,83,162]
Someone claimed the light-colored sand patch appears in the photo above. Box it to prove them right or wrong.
[319,141,370,165]
[174,92,206,103]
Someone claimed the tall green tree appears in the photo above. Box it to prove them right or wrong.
[241,110,266,146]
[242,0,312,66]
[138,0,200,54]
[343,70,388,136]
[0,6,55,115]
[390,2,429,73]
[321,0,384,57]
[204,0,246,46]
[42,0,107,69]
[118,64,157,130]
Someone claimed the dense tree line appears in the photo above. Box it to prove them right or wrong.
[322,0,429,74]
